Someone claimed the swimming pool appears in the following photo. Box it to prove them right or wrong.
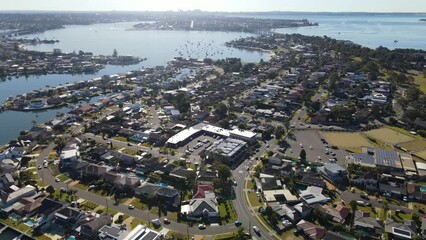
[158,181,168,187]
[67,236,76,240]
[24,219,35,227]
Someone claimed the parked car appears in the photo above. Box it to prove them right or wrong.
[163,218,170,224]
[198,224,206,230]
[252,226,261,235]
[55,178,60,182]
[360,194,369,200]
[151,218,161,227]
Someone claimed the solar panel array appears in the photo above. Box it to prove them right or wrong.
[353,153,375,165]
[375,149,399,167]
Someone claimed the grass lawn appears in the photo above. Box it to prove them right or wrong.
[113,136,128,142]
[322,132,371,149]
[164,211,178,222]
[131,218,145,229]
[413,73,426,93]
[80,200,99,211]
[105,208,118,215]
[411,202,426,212]
[56,174,70,182]
[130,198,148,210]
[364,127,414,145]
[121,148,137,155]
[247,180,255,189]
[398,139,426,152]
[74,182,89,190]
[91,188,109,197]
[391,210,412,222]
[213,232,238,240]
[36,235,52,240]
[48,164,60,176]
[52,189,78,202]
[247,190,263,207]
[281,227,303,240]
[166,231,190,240]
[16,223,31,233]
[357,206,377,218]
[218,200,238,224]
[0,217,16,226]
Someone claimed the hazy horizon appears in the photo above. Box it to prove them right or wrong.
[1,0,426,13]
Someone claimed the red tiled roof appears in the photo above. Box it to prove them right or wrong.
[193,184,214,199]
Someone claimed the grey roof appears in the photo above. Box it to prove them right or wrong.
[324,163,346,173]
[99,225,122,238]
[207,138,246,157]
[354,211,383,229]
[323,231,356,240]
[385,219,416,238]
[352,153,375,165]
[375,149,399,167]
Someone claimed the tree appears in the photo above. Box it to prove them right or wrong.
[328,72,341,91]
[274,126,285,139]
[112,48,118,57]
[217,165,231,180]
[214,103,228,119]
[406,86,421,102]
[300,149,307,161]
[46,185,55,196]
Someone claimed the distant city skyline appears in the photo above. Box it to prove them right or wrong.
[1,0,426,13]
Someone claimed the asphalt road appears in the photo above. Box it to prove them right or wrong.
[36,143,240,235]
[232,139,279,240]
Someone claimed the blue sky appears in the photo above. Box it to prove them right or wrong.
[1,0,426,12]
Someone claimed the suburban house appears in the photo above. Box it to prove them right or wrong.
[353,210,384,239]
[319,163,347,183]
[53,207,86,229]
[98,225,128,240]
[384,219,417,240]
[319,204,350,224]
[296,219,326,240]
[299,186,330,205]
[122,224,162,240]
[0,174,15,190]
[407,183,426,202]
[0,185,36,207]
[33,198,65,232]
[80,213,113,239]
[60,144,80,169]
[181,185,219,221]
[135,182,181,209]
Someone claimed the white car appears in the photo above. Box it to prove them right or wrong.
[55,178,60,182]
[128,204,135,210]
